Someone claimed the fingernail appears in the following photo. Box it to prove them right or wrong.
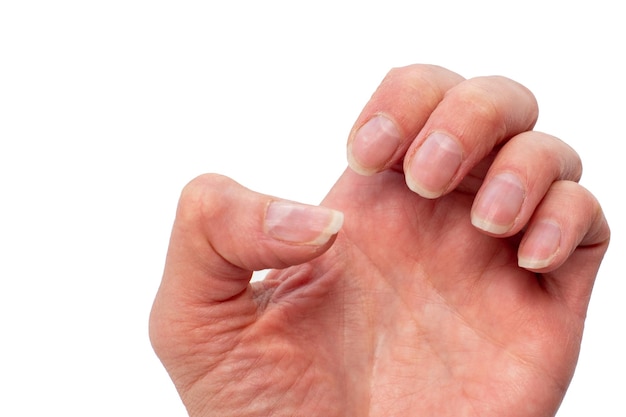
[518,220,561,270]
[471,173,525,234]
[348,115,402,175]
[265,201,344,245]
[406,132,463,198]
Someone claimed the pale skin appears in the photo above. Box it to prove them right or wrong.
[149,65,610,416]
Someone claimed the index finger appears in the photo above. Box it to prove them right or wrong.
[347,64,464,175]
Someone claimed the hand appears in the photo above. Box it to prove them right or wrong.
[149,65,610,416]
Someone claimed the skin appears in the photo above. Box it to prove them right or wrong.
[149,65,610,416]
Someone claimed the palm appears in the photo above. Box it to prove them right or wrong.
[188,168,582,416]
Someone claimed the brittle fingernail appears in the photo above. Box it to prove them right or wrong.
[472,173,525,234]
[265,201,344,245]
[406,132,463,198]
[348,115,402,175]
[518,220,562,270]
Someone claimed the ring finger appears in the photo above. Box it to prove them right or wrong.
[470,131,582,237]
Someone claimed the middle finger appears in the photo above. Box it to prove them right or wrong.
[404,76,539,198]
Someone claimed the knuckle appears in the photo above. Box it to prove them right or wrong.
[178,173,235,224]
[556,139,583,181]
[455,82,506,131]
[381,65,460,118]
[387,63,452,79]
[450,76,539,140]
[512,131,583,182]
[549,180,595,209]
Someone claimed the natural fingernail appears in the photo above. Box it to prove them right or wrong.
[348,115,402,175]
[518,220,561,270]
[471,173,525,234]
[265,201,344,245]
[406,132,463,198]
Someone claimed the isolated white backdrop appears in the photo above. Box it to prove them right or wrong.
[1,1,623,416]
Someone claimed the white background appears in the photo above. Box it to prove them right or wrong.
[1,1,623,415]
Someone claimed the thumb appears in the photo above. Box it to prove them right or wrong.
[149,173,343,394]
[151,171,343,311]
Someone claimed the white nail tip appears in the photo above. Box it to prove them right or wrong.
[471,215,511,235]
[310,209,344,245]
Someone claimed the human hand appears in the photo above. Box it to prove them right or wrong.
[149,65,610,416]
